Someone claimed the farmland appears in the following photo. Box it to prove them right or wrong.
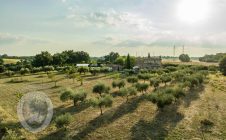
[0,63,226,140]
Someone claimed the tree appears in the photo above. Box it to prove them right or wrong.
[160,74,172,86]
[127,76,138,84]
[55,113,72,129]
[93,83,110,97]
[114,57,124,66]
[150,78,161,90]
[125,54,131,69]
[53,53,66,66]
[68,73,77,83]
[138,74,150,83]
[0,65,6,73]
[77,67,89,75]
[70,91,87,106]
[219,56,226,76]
[90,67,100,76]
[47,73,61,87]
[77,75,84,86]
[146,87,185,111]
[20,68,30,80]
[179,54,190,62]
[60,88,74,102]
[32,51,53,67]
[20,68,30,76]
[135,83,149,94]
[62,50,90,64]
[0,57,3,65]
[60,88,87,106]
[90,95,113,115]
[117,87,138,102]
[43,66,54,73]
[104,52,120,63]
[112,80,126,89]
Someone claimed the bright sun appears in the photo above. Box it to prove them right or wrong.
[177,0,210,23]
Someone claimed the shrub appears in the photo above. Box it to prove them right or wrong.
[93,83,110,97]
[127,76,138,84]
[55,113,73,128]
[90,95,113,115]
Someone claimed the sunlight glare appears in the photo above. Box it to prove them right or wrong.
[177,0,210,24]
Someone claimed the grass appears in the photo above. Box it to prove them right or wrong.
[0,72,226,139]
[3,59,20,64]
[162,59,219,66]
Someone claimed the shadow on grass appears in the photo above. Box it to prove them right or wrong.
[130,86,204,140]
[39,128,68,140]
[69,95,146,139]
[53,102,91,117]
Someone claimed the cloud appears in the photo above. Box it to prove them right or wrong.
[0,33,50,45]
[67,9,155,32]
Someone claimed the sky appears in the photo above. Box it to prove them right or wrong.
[0,0,226,57]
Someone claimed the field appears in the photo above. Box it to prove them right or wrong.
[3,59,20,64]
[0,65,226,140]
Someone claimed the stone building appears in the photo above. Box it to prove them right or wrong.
[135,55,162,70]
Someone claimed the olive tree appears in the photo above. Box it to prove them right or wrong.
[47,73,61,87]
[20,68,30,80]
[135,83,149,94]
[160,74,172,86]
[90,95,113,115]
[138,74,150,83]
[127,76,138,84]
[55,113,73,129]
[60,88,87,106]
[93,83,110,97]
[150,78,161,90]
[112,80,126,89]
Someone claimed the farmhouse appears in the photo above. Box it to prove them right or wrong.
[135,55,162,70]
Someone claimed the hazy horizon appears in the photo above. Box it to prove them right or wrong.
[0,0,226,57]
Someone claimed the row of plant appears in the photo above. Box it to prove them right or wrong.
[55,66,208,129]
